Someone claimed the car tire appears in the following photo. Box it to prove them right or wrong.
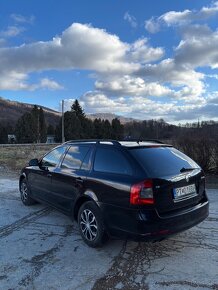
[78,201,107,248]
[20,178,37,206]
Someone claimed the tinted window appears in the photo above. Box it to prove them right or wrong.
[129,147,199,178]
[94,148,132,175]
[41,147,66,168]
[61,145,90,170]
[81,149,92,170]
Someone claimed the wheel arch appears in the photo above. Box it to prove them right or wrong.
[73,190,99,222]
[19,173,27,190]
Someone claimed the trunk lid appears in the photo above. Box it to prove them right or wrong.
[128,146,206,214]
[153,169,205,214]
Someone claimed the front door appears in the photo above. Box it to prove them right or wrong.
[29,146,67,204]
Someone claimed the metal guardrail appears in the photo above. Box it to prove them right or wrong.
[0,143,60,147]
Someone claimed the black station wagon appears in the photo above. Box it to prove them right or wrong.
[19,140,209,247]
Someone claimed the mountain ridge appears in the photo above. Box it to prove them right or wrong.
[0,97,140,126]
[0,97,61,126]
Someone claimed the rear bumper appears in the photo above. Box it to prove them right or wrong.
[99,197,209,241]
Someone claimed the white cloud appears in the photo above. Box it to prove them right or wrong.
[206,74,218,80]
[0,26,25,37]
[0,14,34,41]
[180,24,212,39]
[0,71,63,91]
[0,23,138,74]
[10,14,35,24]
[198,1,218,19]
[145,17,160,34]
[38,78,63,90]
[160,9,193,26]
[0,71,29,90]
[128,38,164,63]
[81,91,131,114]
[207,92,218,104]
[60,99,75,112]
[0,23,165,91]
[124,12,137,28]
[135,58,205,101]
[95,75,173,97]
[145,1,218,33]
[0,23,164,75]
[60,95,127,114]
[175,29,218,69]
[78,90,218,122]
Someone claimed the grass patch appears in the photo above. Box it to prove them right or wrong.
[0,144,59,172]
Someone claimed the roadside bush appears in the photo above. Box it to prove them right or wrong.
[174,136,214,173]
[212,137,218,173]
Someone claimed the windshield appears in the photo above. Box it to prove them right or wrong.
[129,147,200,178]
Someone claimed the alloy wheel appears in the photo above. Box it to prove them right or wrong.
[20,182,28,202]
[80,209,98,241]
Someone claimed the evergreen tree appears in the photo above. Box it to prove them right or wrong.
[102,120,112,138]
[70,99,93,139]
[55,123,62,142]
[31,105,39,142]
[93,118,103,138]
[30,105,47,143]
[15,113,36,143]
[111,118,124,139]
[0,124,8,144]
[63,111,82,141]
[39,107,47,142]
[81,118,94,138]
[47,124,55,135]
[71,99,85,119]
[15,105,47,143]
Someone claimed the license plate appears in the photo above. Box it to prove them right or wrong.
[173,184,196,199]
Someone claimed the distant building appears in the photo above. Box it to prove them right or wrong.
[8,134,16,143]
[46,135,56,144]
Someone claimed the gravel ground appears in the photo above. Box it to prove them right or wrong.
[0,175,217,290]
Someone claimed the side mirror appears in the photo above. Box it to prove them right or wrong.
[40,165,49,171]
[29,158,39,166]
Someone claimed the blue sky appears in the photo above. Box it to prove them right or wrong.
[0,0,218,123]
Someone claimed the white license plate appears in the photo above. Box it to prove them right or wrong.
[173,184,196,199]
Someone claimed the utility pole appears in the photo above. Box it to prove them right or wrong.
[62,100,65,143]
[37,106,40,143]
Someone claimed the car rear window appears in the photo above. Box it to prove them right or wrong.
[129,147,199,178]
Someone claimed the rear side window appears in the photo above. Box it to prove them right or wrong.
[94,147,132,175]
[129,147,199,178]
[61,145,91,170]
[41,147,66,168]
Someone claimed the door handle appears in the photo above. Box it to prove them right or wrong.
[76,177,83,183]
[47,173,52,178]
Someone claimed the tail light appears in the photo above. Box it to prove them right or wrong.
[130,179,154,205]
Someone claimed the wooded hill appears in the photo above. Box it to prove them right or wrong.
[0,97,61,126]
[0,97,141,127]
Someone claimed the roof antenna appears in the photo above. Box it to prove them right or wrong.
[137,134,142,144]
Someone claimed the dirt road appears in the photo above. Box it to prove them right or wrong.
[0,175,217,290]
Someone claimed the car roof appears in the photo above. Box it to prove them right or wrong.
[64,139,172,148]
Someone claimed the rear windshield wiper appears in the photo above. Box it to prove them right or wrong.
[180,167,198,173]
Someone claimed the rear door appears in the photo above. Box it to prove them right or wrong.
[129,146,206,214]
[86,146,134,206]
